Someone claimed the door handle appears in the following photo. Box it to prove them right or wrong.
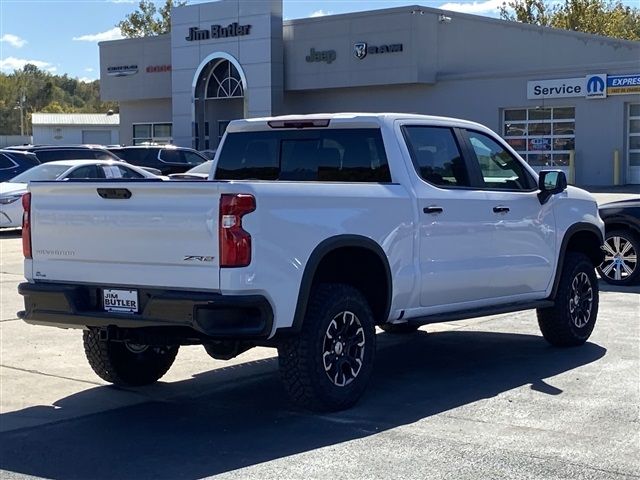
[97,188,132,200]
[493,206,510,213]
[423,206,444,215]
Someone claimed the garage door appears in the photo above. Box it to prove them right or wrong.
[82,130,112,145]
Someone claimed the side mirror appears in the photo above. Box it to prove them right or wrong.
[538,170,567,205]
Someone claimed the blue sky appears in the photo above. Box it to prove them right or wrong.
[0,0,635,81]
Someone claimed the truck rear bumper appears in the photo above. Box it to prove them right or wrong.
[17,282,273,339]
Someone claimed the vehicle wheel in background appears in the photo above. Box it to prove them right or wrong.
[278,283,376,412]
[537,252,599,347]
[83,329,179,386]
[597,230,640,286]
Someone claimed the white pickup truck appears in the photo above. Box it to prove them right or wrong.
[18,113,604,411]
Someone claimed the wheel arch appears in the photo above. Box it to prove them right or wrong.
[549,222,604,300]
[287,235,393,333]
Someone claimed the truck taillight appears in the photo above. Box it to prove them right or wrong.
[219,194,255,267]
[22,192,32,259]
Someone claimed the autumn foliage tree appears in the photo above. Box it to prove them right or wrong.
[499,0,640,40]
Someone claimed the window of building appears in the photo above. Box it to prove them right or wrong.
[503,107,575,168]
[132,123,172,145]
[205,60,244,99]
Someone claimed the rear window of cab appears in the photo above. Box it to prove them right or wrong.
[215,128,391,183]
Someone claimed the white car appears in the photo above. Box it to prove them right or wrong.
[0,160,160,228]
[168,160,212,180]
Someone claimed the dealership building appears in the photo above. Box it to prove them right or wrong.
[99,0,640,185]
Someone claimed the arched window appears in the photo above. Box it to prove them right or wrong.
[205,60,244,99]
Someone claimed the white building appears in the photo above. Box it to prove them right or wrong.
[31,113,120,146]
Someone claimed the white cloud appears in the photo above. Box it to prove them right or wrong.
[309,9,332,17]
[109,0,135,3]
[0,57,56,73]
[85,67,94,72]
[438,0,502,14]
[72,27,123,42]
[77,77,97,83]
[0,34,27,48]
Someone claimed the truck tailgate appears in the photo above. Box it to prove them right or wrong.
[28,181,221,291]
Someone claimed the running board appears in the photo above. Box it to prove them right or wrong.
[406,300,555,326]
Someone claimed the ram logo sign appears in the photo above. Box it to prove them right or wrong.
[354,42,368,60]
[586,74,607,99]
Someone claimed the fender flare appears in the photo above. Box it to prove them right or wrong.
[285,235,393,334]
[549,222,604,300]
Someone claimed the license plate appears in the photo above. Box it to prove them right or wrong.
[103,289,139,313]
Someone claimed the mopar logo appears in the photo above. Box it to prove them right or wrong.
[586,74,607,99]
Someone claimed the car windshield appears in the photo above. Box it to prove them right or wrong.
[186,161,212,174]
[9,164,70,183]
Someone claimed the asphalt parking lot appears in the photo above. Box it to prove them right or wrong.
[0,192,638,480]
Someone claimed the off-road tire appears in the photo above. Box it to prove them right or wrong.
[596,229,640,286]
[278,283,376,412]
[83,329,179,386]
[537,252,599,347]
[379,323,420,334]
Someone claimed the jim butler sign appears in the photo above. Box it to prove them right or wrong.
[186,23,252,41]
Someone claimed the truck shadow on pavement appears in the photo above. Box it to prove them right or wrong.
[0,330,605,479]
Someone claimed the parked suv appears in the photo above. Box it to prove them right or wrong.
[0,149,39,182]
[5,145,121,163]
[107,146,207,175]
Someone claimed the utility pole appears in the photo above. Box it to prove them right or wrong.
[19,93,25,136]
[14,93,25,136]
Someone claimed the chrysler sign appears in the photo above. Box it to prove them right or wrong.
[107,65,138,77]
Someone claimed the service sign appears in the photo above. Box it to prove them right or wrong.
[607,74,640,95]
[527,77,584,99]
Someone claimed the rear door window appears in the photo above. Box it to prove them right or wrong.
[93,150,119,161]
[159,149,185,164]
[65,165,106,179]
[215,128,391,182]
[117,149,157,167]
[182,151,206,166]
[36,149,91,162]
[402,126,471,187]
[0,154,16,169]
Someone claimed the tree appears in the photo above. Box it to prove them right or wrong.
[118,0,186,38]
[499,0,551,26]
[0,65,117,135]
[499,0,640,40]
